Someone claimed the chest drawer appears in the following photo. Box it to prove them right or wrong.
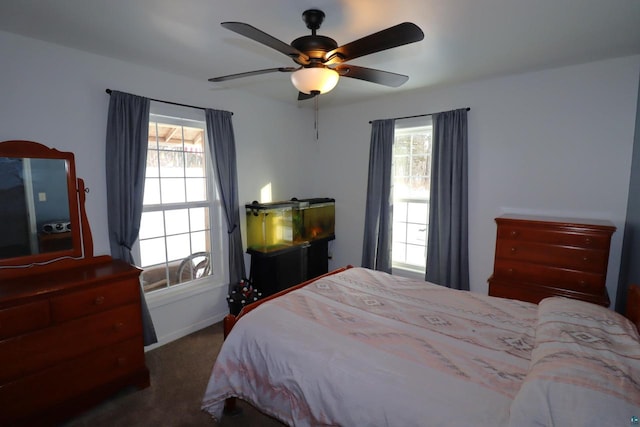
[489,215,615,306]
[0,303,142,384]
[495,240,607,273]
[497,226,610,249]
[51,278,139,322]
[493,260,605,293]
[0,300,50,340]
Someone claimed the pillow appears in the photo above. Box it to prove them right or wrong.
[509,297,640,427]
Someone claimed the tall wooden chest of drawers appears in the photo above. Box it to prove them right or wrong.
[488,214,616,306]
[0,256,150,426]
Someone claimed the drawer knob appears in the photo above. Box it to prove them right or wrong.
[584,237,592,245]
[578,280,587,288]
[117,356,127,367]
[583,257,590,263]
[510,247,517,254]
[507,268,514,274]
[94,296,105,305]
[113,322,124,331]
[510,230,518,237]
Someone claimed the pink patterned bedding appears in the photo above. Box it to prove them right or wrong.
[509,297,640,426]
[201,268,640,426]
[202,268,538,425]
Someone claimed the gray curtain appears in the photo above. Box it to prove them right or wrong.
[615,71,640,313]
[425,108,469,290]
[106,90,157,345]
[205,109,246,291]
[361,119,394,273]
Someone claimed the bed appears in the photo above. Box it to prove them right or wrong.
[202,266,640,426]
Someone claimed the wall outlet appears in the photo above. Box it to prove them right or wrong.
[38,192,47,202]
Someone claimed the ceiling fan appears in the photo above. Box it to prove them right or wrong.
[209,9,424,101]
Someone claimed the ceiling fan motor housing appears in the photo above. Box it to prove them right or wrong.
[291,35,337,65]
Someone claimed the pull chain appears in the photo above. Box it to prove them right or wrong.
[314,95,319,140]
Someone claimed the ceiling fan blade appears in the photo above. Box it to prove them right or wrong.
[297,91,318,101]
[221,22,310,65]
[208,67,297,82]
[333,64,409,87]
[323,22,424,65]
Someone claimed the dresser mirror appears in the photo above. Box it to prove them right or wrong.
[0,140,85,267]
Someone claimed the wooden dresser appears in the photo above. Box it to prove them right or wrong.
[0,256,150,426]
[488,214,616,306]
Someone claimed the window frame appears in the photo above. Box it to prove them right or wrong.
[391,117,433,275]
[131,108,225,296]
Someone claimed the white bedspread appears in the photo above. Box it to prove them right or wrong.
[202,268,539,426]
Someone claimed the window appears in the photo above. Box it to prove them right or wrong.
[392,118,433,274]
[135,112,221,293]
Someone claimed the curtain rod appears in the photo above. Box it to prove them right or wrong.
[105,89,232,115]
[368,107,469,124]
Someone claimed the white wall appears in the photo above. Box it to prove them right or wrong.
[0,30,317,347]
[312,55,640,306]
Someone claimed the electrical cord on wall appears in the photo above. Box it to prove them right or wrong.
[0,255,84,270]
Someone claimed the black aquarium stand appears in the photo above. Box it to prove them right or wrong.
[248,236,333,297]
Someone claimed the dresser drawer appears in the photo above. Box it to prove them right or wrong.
[0,336,145,425]
[495,240,607,273]
[0,300,50,340]
[0,304,142,384]
[51,278,139,322]
[497,225,610,249]
[493,260,605,293]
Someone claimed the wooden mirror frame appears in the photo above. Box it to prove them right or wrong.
[0,140,92,269]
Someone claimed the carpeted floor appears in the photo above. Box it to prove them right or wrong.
[62,322,286,427]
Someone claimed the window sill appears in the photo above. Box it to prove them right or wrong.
[144,276,226,309]
[392,266,425,280]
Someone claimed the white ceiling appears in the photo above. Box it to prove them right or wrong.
[0,0,639,107]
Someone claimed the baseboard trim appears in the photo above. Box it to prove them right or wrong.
[144,310,228,352]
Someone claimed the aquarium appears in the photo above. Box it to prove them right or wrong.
[291,198,335,243]
[246,198,335,253]
[245,201,294,253]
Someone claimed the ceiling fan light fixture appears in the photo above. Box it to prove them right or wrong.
[291,67,339,95]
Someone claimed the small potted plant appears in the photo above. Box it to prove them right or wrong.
[227,278,262,316]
